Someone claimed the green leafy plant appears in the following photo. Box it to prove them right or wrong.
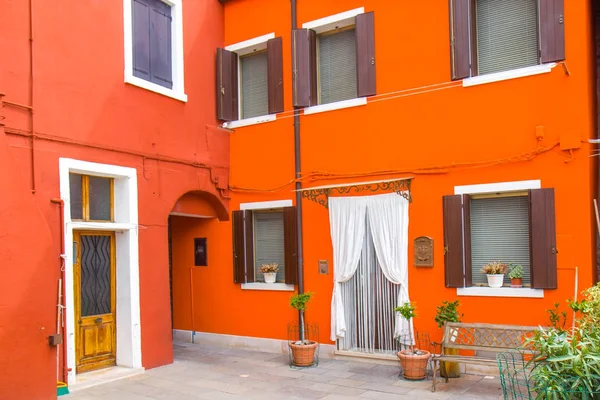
[394,302,425,355]
[481,261,508,275]
[569,283,600,330]
[290,292,314,344]
[434,300,463,329]
[508,264,524,279]
[548,302,568,332]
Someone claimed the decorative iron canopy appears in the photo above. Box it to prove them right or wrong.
[298,177,413,208]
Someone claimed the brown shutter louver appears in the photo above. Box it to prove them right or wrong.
[540,0,565,63]
[283,206,298,285]
[355,12,376,98]
[529,188,558,289]
[292,29,317,107]
[267,37,284,114]
[216,48,238,121]
[232,210,245,283]
[443,195,465,288]
[449,0,471,80]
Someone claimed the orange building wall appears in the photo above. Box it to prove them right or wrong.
[171,0,596,347]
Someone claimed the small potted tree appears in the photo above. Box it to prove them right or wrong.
[395,302,430,380]
[481,261,508,288]
[260,263,279,283]
[508,264,523,288]
[289,292,318,367]
[434,300,463,379]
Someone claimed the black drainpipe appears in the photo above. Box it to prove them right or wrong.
[291,0,304,295]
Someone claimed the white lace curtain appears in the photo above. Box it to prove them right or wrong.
[329,192,412,342]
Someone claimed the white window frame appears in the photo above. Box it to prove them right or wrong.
[240,200,294,291]
[123,0,187,102]
[454,180,544,299]
[301,7,367,115]
[224,33,277,129]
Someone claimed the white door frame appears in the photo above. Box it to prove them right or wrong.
[59,158,142,384]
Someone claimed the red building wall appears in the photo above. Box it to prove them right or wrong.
[0,1,229,399]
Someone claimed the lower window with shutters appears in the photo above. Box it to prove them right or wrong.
[253,211,285,282]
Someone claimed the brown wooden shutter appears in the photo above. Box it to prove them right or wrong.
[232,210,245,283]
[448,0,471,80]
[529,188,558,289]
[355,12,376,98]
[443,195,465,287]
[292,29,317,107]
[267,37,284,114]
[283,206,298,285]
[216,48,238,121]
[540,0,565,63]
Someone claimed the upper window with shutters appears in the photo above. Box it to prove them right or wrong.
[216,34,284,127]
[292,8,376,114]
[443,181,557,297]
[449,0,565,82]
[124,0,187,102]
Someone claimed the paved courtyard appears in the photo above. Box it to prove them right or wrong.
[65,342,503,400]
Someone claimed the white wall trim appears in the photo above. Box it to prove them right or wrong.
[226,114,276,129]
[59,158,142,384]
[225,32,275,56]
[454,180,541,195]
[304,97,367,116]
[463,63,557,88]
[241,283,295,291]
[240,199,293,210]
[457,287,544,298]
[302,7,365,34]
[123,0,187,102]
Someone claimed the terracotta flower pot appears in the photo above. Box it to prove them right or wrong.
[398,350,431,380]
[289,341,318,367]
[511,278,523,288]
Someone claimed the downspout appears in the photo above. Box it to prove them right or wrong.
[28,0,36,193]
[291,0,304,295]
[50,198,68,385]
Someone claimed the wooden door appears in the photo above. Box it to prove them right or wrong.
[73,231,116,373]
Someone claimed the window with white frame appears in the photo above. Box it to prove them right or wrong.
[253,211,285,282]
[317,28,357,104]
[125,0,186,100]
[470,195,531,286]
[240,52,269,119]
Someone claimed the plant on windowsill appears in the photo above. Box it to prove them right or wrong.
[260,263,279,284]
[289,292,317,367]
[434,300,463,379]
[508,264,523,288]
[395,302,430,380]
[481,261,508,288]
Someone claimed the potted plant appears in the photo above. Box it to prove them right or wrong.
[434,300,463,379]
[260,263,279,283]
[395,302,430,380]
[289,292,318,367]
[481,261,508,288]
[508,264,523,288]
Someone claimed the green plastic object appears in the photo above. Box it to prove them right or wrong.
[57,382,69,396]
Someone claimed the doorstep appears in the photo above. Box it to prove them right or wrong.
[69,366,145,392]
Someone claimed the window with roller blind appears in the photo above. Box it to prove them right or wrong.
[232,207,298,285]
[449,0,565,80]
[443,188,558,290]
[240,52,269,119]
[317,28,358,105]
[470,196,531,286]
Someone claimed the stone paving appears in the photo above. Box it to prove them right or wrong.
[64,342,503,399]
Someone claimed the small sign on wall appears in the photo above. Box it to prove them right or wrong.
[194,238,207,266]
[414,236,433,267]
[319,260,329,274]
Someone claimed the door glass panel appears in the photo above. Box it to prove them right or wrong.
[80,235,111,317]
[88,176,112,221]
[69,173,83,220]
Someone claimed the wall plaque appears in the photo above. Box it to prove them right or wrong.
[318,260,329,275]
[414,236,433,267]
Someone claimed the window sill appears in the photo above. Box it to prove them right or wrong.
[457,287,544,298]
[241,283,295,291]
[304,97,367,116]
[462,63,557,88]
[125,74,188,102]
[225,114,277,129]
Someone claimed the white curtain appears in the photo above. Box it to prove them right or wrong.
[329,196,368,341]
[329,192,412,343]
[366,193,412,340]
